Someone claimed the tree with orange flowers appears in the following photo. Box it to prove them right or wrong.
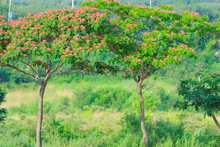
[83,1,219,146]
[0,7,113,147]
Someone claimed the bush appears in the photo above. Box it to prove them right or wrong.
[92,87,132,110]
[148,119,185,145]
[44,118,73,141]
[192,127,219,146]
[74,87,132,111]
[8,100,54,115]
[0,88,6,123]
[156,88,179,111]
[119,113,141,134]
[73,87,95,109]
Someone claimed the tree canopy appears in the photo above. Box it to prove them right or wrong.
[83,0,218,83]
[0,7,113,83]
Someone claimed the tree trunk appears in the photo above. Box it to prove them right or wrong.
[137,83,149,147]
[36,82,47,147]
[211,114,220,132]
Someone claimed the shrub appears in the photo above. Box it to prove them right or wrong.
[0,88,6,123]
[92,87,132,110]
[8,100,53,115]
[73,87,95,109]
[74,87,132,111]
[44,118,73,141]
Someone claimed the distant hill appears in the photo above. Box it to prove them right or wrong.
[0,0,219,21]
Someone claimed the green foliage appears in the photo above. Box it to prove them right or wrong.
[8,101,54,115]
[119,113,141,134]
[45,118,73,140]
[0,87,6,122]
[118,113,219,147]
[192,127,219,145]
[175,71,220,116]
[0,1,220,146]
[124,91,160,114]
[156,88,177,110]
[149,120,185,144]
[83,0,217,76]
[0,6,116,88]
[0,82,37,91]
[73,87,95,109]
[59,97,70,111]
[74,86,132,110]
[1,79,220,146]
[92,88,132,110]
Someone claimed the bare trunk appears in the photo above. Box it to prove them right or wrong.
[211,114,220,132]
[137,83,149,147]
[36,82,47,147]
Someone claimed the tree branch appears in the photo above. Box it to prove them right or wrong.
[193,33,210,44]
[144,67,161,80]
[19,58,40,78]
[107,42,117,54]
[142,64,152,80]
[49,57,63,75]
[49,67,95,79]
[128,67,138,83]
[46,55,52,75]
[49,69,75,79]
[4,64,36,79]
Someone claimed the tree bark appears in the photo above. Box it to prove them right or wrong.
[36,82,47,147]
[211,114,220,132]
[137,83,149,147]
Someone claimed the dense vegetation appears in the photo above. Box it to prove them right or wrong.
[0,0,220,147]
[0,76,220,147]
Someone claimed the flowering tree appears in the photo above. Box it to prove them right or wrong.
[175,71,220,132]
[83,0,218,146]
[0,7,112,147]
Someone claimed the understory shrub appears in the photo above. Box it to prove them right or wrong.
[74,87,132,111]
[8,101,54,115]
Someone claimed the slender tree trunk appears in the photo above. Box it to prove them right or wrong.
[211,114,220,132]
[36,82,47,147]
[137,83,149,147]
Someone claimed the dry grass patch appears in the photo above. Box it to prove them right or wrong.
[3,83,75,108]
[78,111,122,133]
[3,90,38,108]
